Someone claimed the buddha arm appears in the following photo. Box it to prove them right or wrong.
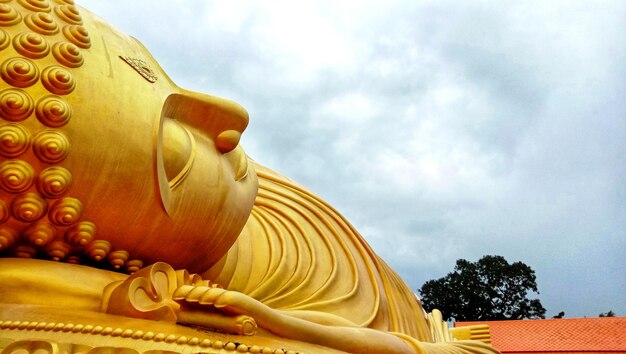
[171,284,499,354]
[0,258,125,311]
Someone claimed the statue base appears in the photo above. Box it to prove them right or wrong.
[0,304,346,354]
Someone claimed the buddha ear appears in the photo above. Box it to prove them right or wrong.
[155,92,252,214]
[163,90,249,149]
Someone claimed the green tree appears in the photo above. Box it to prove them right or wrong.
[419,255,546,322]
[599,310,616,317]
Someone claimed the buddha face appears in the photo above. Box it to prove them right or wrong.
[0,2,258,273]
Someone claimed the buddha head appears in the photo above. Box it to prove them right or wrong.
[0,1,258,273]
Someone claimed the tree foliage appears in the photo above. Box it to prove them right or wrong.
[419,255,546,322]
[599,310,616,317]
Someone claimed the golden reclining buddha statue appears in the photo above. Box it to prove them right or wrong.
[0,2,499,354]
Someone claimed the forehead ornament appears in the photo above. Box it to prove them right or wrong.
[119,56,157,83]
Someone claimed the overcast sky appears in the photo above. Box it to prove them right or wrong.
[78,1,625,318]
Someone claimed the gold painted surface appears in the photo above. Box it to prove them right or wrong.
[0,2,499,354]
[0,303,345,354]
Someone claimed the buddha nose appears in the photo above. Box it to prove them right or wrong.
[164,90,249,153]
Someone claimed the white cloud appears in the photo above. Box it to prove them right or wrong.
[79,0,626,318]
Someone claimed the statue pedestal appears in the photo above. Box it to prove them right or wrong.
[0,304,347,354]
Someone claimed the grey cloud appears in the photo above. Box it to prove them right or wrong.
[79,0,625,318]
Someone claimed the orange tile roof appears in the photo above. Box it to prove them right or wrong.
[456,317,626,353]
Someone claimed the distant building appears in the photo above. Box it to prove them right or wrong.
[455,317,626,354]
